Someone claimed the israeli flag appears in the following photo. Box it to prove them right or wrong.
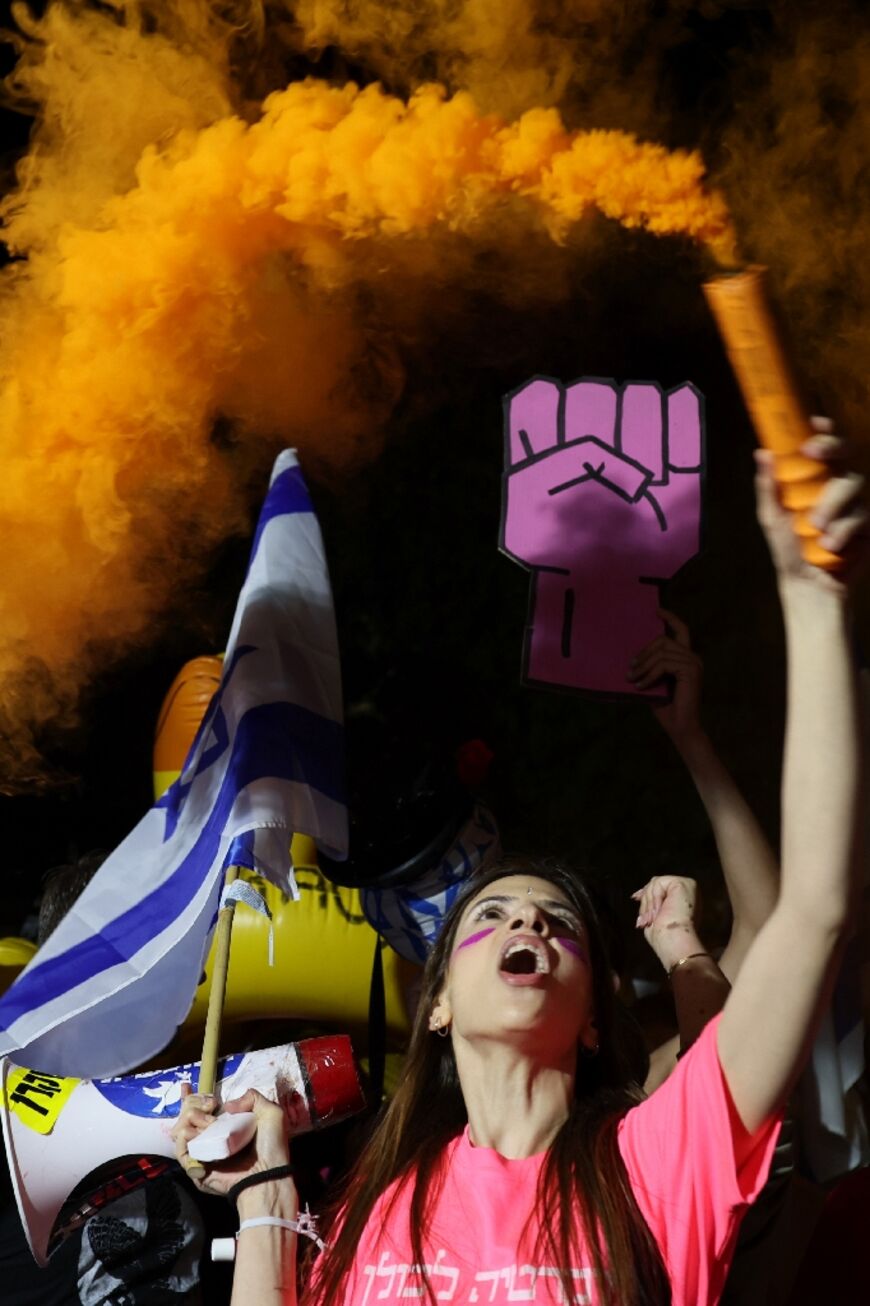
[0,451,346,1078]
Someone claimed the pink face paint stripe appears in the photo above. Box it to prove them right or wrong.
[454,927,495,953]
[556,937,588,964]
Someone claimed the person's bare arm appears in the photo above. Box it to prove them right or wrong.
[717,435,865,1134]
[644,1036,680,1093]
[232,1174,299,1306]
[630,614,779,982]
[172,1086,300,1305]
[634,874,731,1091]
[673,737,779,981]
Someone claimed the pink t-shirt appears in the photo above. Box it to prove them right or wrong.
[316,1016,781,1305]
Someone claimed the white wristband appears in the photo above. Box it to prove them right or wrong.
[210,1208,327,1262]
[210,1220,303,1264]
[238,1216,301,1237]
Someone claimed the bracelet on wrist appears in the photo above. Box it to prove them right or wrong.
[667,951,710,980]
[226,1163,295,1206]
[239,1210,325,1249]
[211,1205,326,1263]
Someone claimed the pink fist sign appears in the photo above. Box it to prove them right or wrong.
[500,376,704,698]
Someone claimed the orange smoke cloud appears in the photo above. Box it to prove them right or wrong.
[0,2,732,791]
[290,0,666,128]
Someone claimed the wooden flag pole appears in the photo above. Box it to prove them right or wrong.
[182,863,240,1181]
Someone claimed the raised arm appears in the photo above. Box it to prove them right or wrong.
[717,434,865,1133]
[630,613,779,982]
[633,874,733,1091]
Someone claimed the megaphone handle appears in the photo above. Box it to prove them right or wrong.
[182,865,240,1182]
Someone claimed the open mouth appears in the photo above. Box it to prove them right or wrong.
[499,938,550,976]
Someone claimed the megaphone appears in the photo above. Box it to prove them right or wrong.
[1,1035,364,1266]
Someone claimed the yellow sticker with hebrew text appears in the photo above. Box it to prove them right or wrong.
[0,1065,79,1134]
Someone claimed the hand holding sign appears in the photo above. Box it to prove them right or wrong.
[501,377,704,697]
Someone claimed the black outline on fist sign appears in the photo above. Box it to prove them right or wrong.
[499,375,705,699]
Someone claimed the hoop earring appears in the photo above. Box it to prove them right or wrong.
[579,1042,599,1060]
[436,1024,450,1039]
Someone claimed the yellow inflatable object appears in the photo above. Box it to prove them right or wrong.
[180,843,414,1041]
[154,660,418,1043]
[0,938,37,997]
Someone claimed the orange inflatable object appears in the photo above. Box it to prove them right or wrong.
[152,654,223,797]
[153,659,417,1043]
[703,266,839,571]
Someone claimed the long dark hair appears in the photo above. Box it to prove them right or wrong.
[304,856,670,1306]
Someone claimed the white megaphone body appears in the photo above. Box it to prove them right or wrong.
[1,1035,364,1265]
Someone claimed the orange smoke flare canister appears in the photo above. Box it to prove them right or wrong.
[702,266,839,571]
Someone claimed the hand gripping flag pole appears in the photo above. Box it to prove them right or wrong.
[184,860,282,1178]
[0,450,347,1080]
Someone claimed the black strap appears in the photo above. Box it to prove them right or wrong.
[367,934,387,1106]
[226,1164,295,1206]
